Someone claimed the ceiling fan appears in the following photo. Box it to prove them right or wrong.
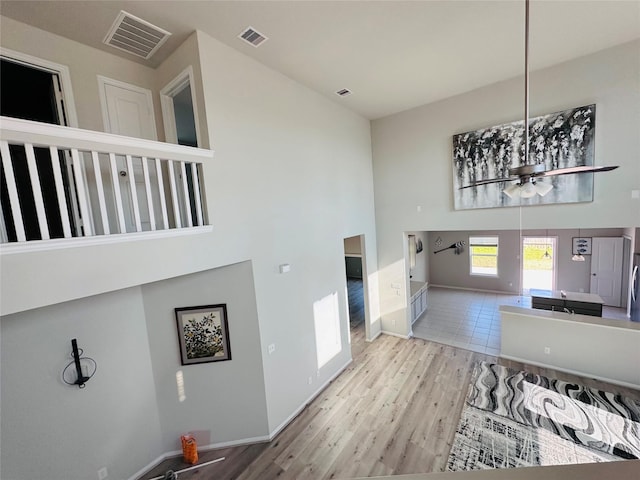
[461,164,619,199]
[460,0,619,199]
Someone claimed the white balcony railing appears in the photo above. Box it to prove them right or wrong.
[0,116,213,249]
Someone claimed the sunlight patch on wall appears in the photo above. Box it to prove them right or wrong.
[176,370,186,402]
[314,291,342,369]
[366,269,381,329]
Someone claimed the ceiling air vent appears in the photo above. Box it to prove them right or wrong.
[103,11,171,60]
[238,27,269,47]
[336,89,352,97]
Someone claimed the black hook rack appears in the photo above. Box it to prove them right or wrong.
[70,338,91,388]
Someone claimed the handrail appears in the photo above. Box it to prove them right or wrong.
[0,116,213,163]
[0,116,213,245]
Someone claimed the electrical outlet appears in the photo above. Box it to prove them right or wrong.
[544,347,551,355]
[268,344,276,354]
[97,467,108,480]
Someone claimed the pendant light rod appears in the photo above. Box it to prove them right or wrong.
[523,0,530,166]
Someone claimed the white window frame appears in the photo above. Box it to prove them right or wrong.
[469,236,499,277]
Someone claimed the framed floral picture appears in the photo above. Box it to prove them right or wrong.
[175,304,231,365]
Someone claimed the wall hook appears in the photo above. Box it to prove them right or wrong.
[62,338,97,388]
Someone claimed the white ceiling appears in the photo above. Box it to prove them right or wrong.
[2,1,639,119]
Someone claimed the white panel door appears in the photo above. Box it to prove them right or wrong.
[98,77,159,232]
[98,77,157,140]
[590,237,624,307]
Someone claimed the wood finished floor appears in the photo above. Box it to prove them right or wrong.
[347,277,365,328]
[140,323,640,480]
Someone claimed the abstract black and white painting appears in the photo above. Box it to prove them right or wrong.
[452,104,596,210]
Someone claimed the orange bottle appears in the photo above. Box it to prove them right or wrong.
[180,434,198,464]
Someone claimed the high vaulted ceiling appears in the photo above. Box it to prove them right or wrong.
[2,1,639,119]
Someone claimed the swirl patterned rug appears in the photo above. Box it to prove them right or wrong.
[446,362,640,471]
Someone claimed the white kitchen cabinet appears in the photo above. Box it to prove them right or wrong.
[410,281,428,324]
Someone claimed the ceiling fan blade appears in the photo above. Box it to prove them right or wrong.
[540,165,619,177]
[459,176,518,189]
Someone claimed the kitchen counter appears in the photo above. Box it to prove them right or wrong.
[531,290,604,317]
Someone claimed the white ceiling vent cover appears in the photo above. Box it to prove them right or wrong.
[103,11,171,60]
[238,27,269,47]
[336,89,352,97]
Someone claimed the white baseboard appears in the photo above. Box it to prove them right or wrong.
[380,329,410,339]
[131,358,355,479]
[368,329,382,342]
[267,358,353,440]
[128,433,272,480]
[499,354,640,391]
[128,454,168,480]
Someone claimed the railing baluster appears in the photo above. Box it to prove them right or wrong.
[167,160,182,228]
[0,205,8,243]
[126,154,142,232]
[49,146,72,238]
[25,143,50,240]
[141,156,156,231]
[191,163,203,226]
[0,141,26,242]
[180,161,193,227]
[70,148,93,236]
[91,151,110,235]
[108,153,127,233]
[1,117,212,243]
[155,158,169,230]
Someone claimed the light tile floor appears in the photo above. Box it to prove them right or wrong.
[411,287,629,355]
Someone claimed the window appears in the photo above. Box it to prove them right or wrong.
[469,236,499,277]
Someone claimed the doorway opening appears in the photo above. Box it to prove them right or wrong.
[0,56,80,242]
[343,234,370,349]
[160,66,201,148]
[522,236,557,294]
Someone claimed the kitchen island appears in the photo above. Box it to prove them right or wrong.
[531,290,604,317]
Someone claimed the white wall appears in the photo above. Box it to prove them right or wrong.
[371,40,640,336]
[194,29,380,432]
[154,31,210,149]
[427,228,625,294]
[344,235,362,255]
[0,288,163,480]
[0,21,379,479]
[501,306,640,388]
[141,262,270,453]
[0,16,162,135]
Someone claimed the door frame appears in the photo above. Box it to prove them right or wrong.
[97,75,158,140]
[0,48,82,238]
[159,65,202,147]
[521,235,558,294]
[0,47,79,128]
